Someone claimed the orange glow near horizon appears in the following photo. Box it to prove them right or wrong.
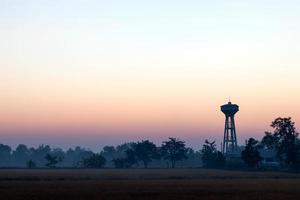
[1,1,300,149]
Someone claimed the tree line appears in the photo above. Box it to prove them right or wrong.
[0,138,201,168]
[0,117,300,170]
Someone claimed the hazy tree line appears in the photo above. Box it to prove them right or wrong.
[0,117,299,170]
[0,138,201,168]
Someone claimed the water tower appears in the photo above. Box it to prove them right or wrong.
[221,101,239,154]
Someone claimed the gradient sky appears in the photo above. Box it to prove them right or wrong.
[1,0,300,150]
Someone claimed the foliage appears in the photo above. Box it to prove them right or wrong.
[0,139,201,168]
[81,153,106,168]
[13,144,31,167]
[112,158,128,168]
[241,138,262,168]
[45,153,62,168]
[26,160,36,169]
[101,146,117,160]
[121,149,138,168]
[131,140,160,168]
[0,144,12,166]
[161,137,188,168]
[201,140,225,168]
[269,117,300,167]
[261,132,279,150]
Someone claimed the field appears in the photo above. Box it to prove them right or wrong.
[0,169,300,200]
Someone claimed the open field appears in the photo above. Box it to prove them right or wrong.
[0,169,300,200]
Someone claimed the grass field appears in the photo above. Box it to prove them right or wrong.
[0,169,300,200]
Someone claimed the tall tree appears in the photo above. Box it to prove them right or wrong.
[271,117,299,167]
[161,138,188,168]
[132,140,159,168]
[241,138,262,168]
[201,140,225,168]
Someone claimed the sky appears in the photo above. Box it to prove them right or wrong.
[1,0,300,151]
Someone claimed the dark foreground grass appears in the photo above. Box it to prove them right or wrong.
[0,169,299,200]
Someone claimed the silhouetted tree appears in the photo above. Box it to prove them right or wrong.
[26,160,36,169]
[112,147,139,168]
[261,132,279,150]
[181,148,202,167]
[81,153,106,168]
[132,140,159,168]
[64,147,93,167]
[112,158,128,168]
[32,145,51,167]
[45,153,62,168]
[104,143,136,168]
[0,144,12,167]
[241,138,262,168]
[161,138,188,168]
[201,140,225,168]
[270,117,299,167]
[102,146,116,157]
[116,143,134,156]
[12,144,30,167]
[124,149,138,167]
[101,146,117,165]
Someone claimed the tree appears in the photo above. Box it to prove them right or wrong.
[116,143,134,157]
[31,145,51,166]
[124,149,138,167]
[65,147,94,167]
[201,140,225,168]
[132,140,159,168]
[184,148,202,167]
[270,117,299,167]
[26,160,36,169]
[12,144,30,167]
[102,146,116,157]
[261,132,279,150]
[81,153,106,168]
[0,144,12,167]
[45,153,61,168]
[112,148,138,168]
[102,146,117,162]
[112,158,128,168]
[161,138,188,168]
[241,138,262,168]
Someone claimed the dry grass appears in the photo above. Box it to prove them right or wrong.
[0,169,299,200]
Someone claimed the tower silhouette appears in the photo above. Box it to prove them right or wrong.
[221,101,239,154]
